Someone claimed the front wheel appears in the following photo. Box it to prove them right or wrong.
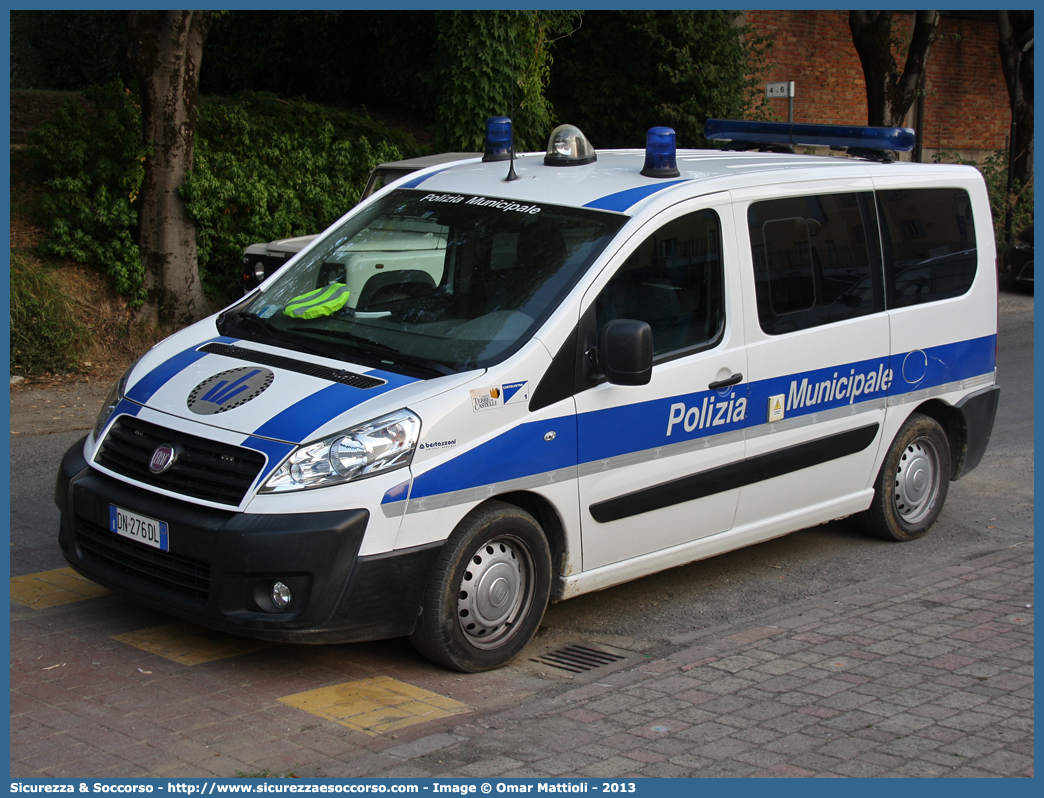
[861,413,951,541]
[410,501,551,672]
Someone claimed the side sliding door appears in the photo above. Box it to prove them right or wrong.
[734,185,891,531]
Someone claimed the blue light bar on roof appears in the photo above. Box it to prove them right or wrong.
[704,119,916,153]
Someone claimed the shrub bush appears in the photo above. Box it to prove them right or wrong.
[183,93,422,299]
[28,85,425,307]
[10,253,91,375]
[547,11,771,149]
[28,82,148,305]
[431,11,578,152]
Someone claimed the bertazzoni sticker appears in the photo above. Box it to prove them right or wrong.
[470,381,529,412]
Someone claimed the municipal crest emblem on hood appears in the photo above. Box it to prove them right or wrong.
[187,367,275,415]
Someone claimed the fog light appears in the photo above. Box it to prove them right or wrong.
[272,581,292,609]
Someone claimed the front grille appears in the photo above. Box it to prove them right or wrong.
[77,516,210,604]
[96,416,265,506]
[198,342,386,389]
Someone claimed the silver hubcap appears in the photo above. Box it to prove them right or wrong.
[457,536,533,649]
[893,437,939,525]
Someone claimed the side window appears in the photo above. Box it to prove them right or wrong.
[877,188,977,307]
[748,193,881,335]
[595,210,724,357]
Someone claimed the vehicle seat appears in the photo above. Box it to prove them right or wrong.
[356,270,435,309]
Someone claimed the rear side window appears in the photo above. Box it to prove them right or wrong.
[748,193,882,335]
[876,188,977,307]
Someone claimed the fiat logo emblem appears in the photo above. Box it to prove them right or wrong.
[149,444,178,474]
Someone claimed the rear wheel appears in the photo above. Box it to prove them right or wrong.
[861,413,950,541]
[410,501,551,672]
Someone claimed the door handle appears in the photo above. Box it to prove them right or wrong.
[708,373,743,390]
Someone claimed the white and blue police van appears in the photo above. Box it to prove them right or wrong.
[56,118,1000,672]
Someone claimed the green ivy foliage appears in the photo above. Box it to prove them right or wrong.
[433,11,579,152]
[183,93,422,298]
[28,82,149,305]
[28,85,425,306]
[547,11,771,149]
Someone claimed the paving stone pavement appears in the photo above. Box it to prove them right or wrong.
[10,544,1033,779]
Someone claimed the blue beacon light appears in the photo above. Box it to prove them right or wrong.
[641,126,681,178]
[483,116,513,162]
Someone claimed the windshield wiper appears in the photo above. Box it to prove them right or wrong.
[221,311,341,360]
[222,311,283,339]
[287,326,455,377]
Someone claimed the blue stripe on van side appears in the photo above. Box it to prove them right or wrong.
[578,386,745,465]
[407,416,578,501]
[406,335,996,509]
[888,334,996,392]
[583,180,690,213]
[125,336,238,405]
[744,335,997,425]
[382,479,411,505]
[250,370,417,444]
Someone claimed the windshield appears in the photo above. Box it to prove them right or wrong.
[223,189,626,375]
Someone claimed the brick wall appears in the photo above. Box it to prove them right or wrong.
[744,11,1010,160]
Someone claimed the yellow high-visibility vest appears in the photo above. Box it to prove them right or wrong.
[283,283,350,319]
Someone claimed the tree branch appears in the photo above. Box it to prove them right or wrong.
[894,11,939,112]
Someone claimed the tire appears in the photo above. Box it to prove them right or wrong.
[861,413,951,541]
[409,501,552,672]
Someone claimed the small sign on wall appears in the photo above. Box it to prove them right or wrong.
[766,81,796,98]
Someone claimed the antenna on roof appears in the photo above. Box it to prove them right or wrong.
[506,62,520,182]
[506,142,520,181]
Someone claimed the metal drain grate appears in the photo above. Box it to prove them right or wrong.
[531,643,627,674]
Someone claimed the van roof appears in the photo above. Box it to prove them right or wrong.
[399,148,978,216]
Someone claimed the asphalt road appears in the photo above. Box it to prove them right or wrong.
[9,289,1033,659]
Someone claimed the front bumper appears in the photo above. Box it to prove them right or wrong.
[56,437,440,643]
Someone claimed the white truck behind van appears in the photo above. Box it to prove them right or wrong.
[240,153,480,292]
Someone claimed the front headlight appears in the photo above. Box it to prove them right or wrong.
[92,360,139,442]
[260,409,421,493]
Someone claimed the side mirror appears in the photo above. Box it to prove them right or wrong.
[600,319,653,386]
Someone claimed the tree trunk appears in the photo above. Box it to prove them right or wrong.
[850,11,939,128]
[997,11,1034,185]
[127,10,213,329]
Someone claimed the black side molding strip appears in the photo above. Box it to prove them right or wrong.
[590,423,880,524]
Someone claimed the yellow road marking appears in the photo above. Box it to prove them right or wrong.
[10,568,110,608]
[113,622,271,665]
[279,676,472,736]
